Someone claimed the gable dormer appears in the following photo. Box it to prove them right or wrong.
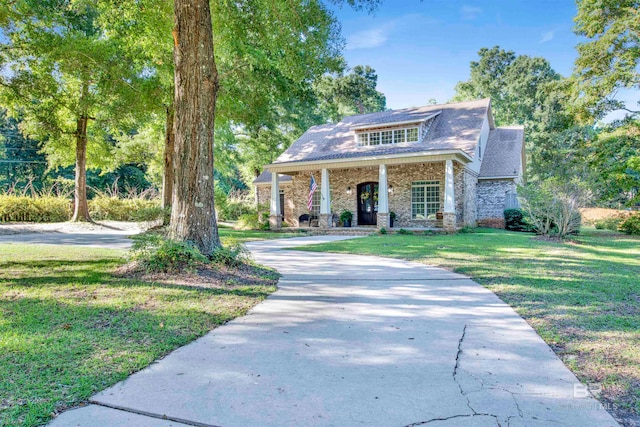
[352,111,440,147]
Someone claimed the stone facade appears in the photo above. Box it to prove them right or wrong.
[476,179,517,228]
[257,160,481,229]
[462,169,478,227]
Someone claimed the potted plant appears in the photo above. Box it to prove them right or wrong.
[339,210,353,227]
[389,211,397,228]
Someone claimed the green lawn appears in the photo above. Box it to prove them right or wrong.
[296,227,640,423]
[0,243,278,427]
[218,227,303,245]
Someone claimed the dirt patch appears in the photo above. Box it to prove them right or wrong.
[115,261,279,291]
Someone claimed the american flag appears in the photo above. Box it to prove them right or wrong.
[308,175,317,211]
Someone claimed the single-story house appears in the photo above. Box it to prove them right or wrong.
[253,98,524,231]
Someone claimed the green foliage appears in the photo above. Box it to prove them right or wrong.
[378,227,387,235]
[573,0,640,120]
[594,216,624,231]
[518,178,588,238]
[0,194,71,222]
[339,210,353,222]
[210,243,252,267]
[215,188,255,222]
[130,233,207,273]
[452,46,579,183]
[396,228,411,235]
[315,65,386,123]
[504,208,530,232]
[238,211,270,231]
[88,196,163,222]
[619,214,640,235]
[457,226,476,234]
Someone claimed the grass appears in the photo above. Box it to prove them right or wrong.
[295,227,640,424]
[218,227,303,245]
[0,244,278,427]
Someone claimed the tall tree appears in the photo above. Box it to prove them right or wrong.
[170,0,219,251]
[170,0,378,254]
[452,46,574,181]
[574,0,640,120]
[315,65,387,123]
[0,0,146,221]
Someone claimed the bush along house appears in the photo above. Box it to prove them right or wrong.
[254,98,525,231]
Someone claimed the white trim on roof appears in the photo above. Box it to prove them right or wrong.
[265,149,473,173]
[349,112,440,131]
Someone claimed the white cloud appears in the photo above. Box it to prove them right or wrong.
[461,5,483,21]
[540,30,556,43]
[346,28,389,50]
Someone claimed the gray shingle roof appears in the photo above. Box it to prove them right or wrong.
[479,127,524,179]
[253,171,293,185]
[272,98,491,165]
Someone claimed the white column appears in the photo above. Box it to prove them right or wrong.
[444,159,455,213]
[270,171,280,216]
[320,168,331,215]
[378,164,389,214]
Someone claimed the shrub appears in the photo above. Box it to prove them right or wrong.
[504,208,530,231]
[210,243,252,267]
[594,216,624,231]
[215,188,255,221]
[238,210,270,230]
[396,228,411,235]
[619,214,640,235]
[89,196,163,221]
[379,227,387,235]
[0,194,71,222]
[518,178,589,238]
[458,226,475,234]
[130,233,207,272]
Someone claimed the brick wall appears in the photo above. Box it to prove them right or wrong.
[476,179,516,228]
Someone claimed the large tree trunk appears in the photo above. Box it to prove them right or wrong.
[71,115,91,222]
[162,105,175,212]
[169,0,220,254]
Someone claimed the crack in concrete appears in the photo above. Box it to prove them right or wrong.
[450,325,524,427]
[452,324,477,416]
[404,413,500,426]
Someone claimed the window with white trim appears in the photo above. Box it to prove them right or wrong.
[356,126,420,146]
[411,181,440,219]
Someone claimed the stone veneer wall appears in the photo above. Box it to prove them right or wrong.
[257,161,480,228]
[256,184,295,226]
[476,179,516,228]
[462,168,478,227]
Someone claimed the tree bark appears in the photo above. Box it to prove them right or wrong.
[162,105,175,212]
[169,0,220,254]
[71,115,91,222]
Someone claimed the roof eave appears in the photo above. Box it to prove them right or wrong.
[350,112,441,131]
[265,149,473,173]
[478,175,518,180]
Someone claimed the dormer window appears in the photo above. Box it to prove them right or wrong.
[356,126,420,147]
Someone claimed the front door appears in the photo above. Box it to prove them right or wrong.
[357,182,378,225]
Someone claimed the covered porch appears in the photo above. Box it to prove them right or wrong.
[264,153,475,232]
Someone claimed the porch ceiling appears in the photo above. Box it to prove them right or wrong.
[265,150,471,173]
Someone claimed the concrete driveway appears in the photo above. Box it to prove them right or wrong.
[49,235,618,426]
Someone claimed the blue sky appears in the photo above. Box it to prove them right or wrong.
[331,0,581,109]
